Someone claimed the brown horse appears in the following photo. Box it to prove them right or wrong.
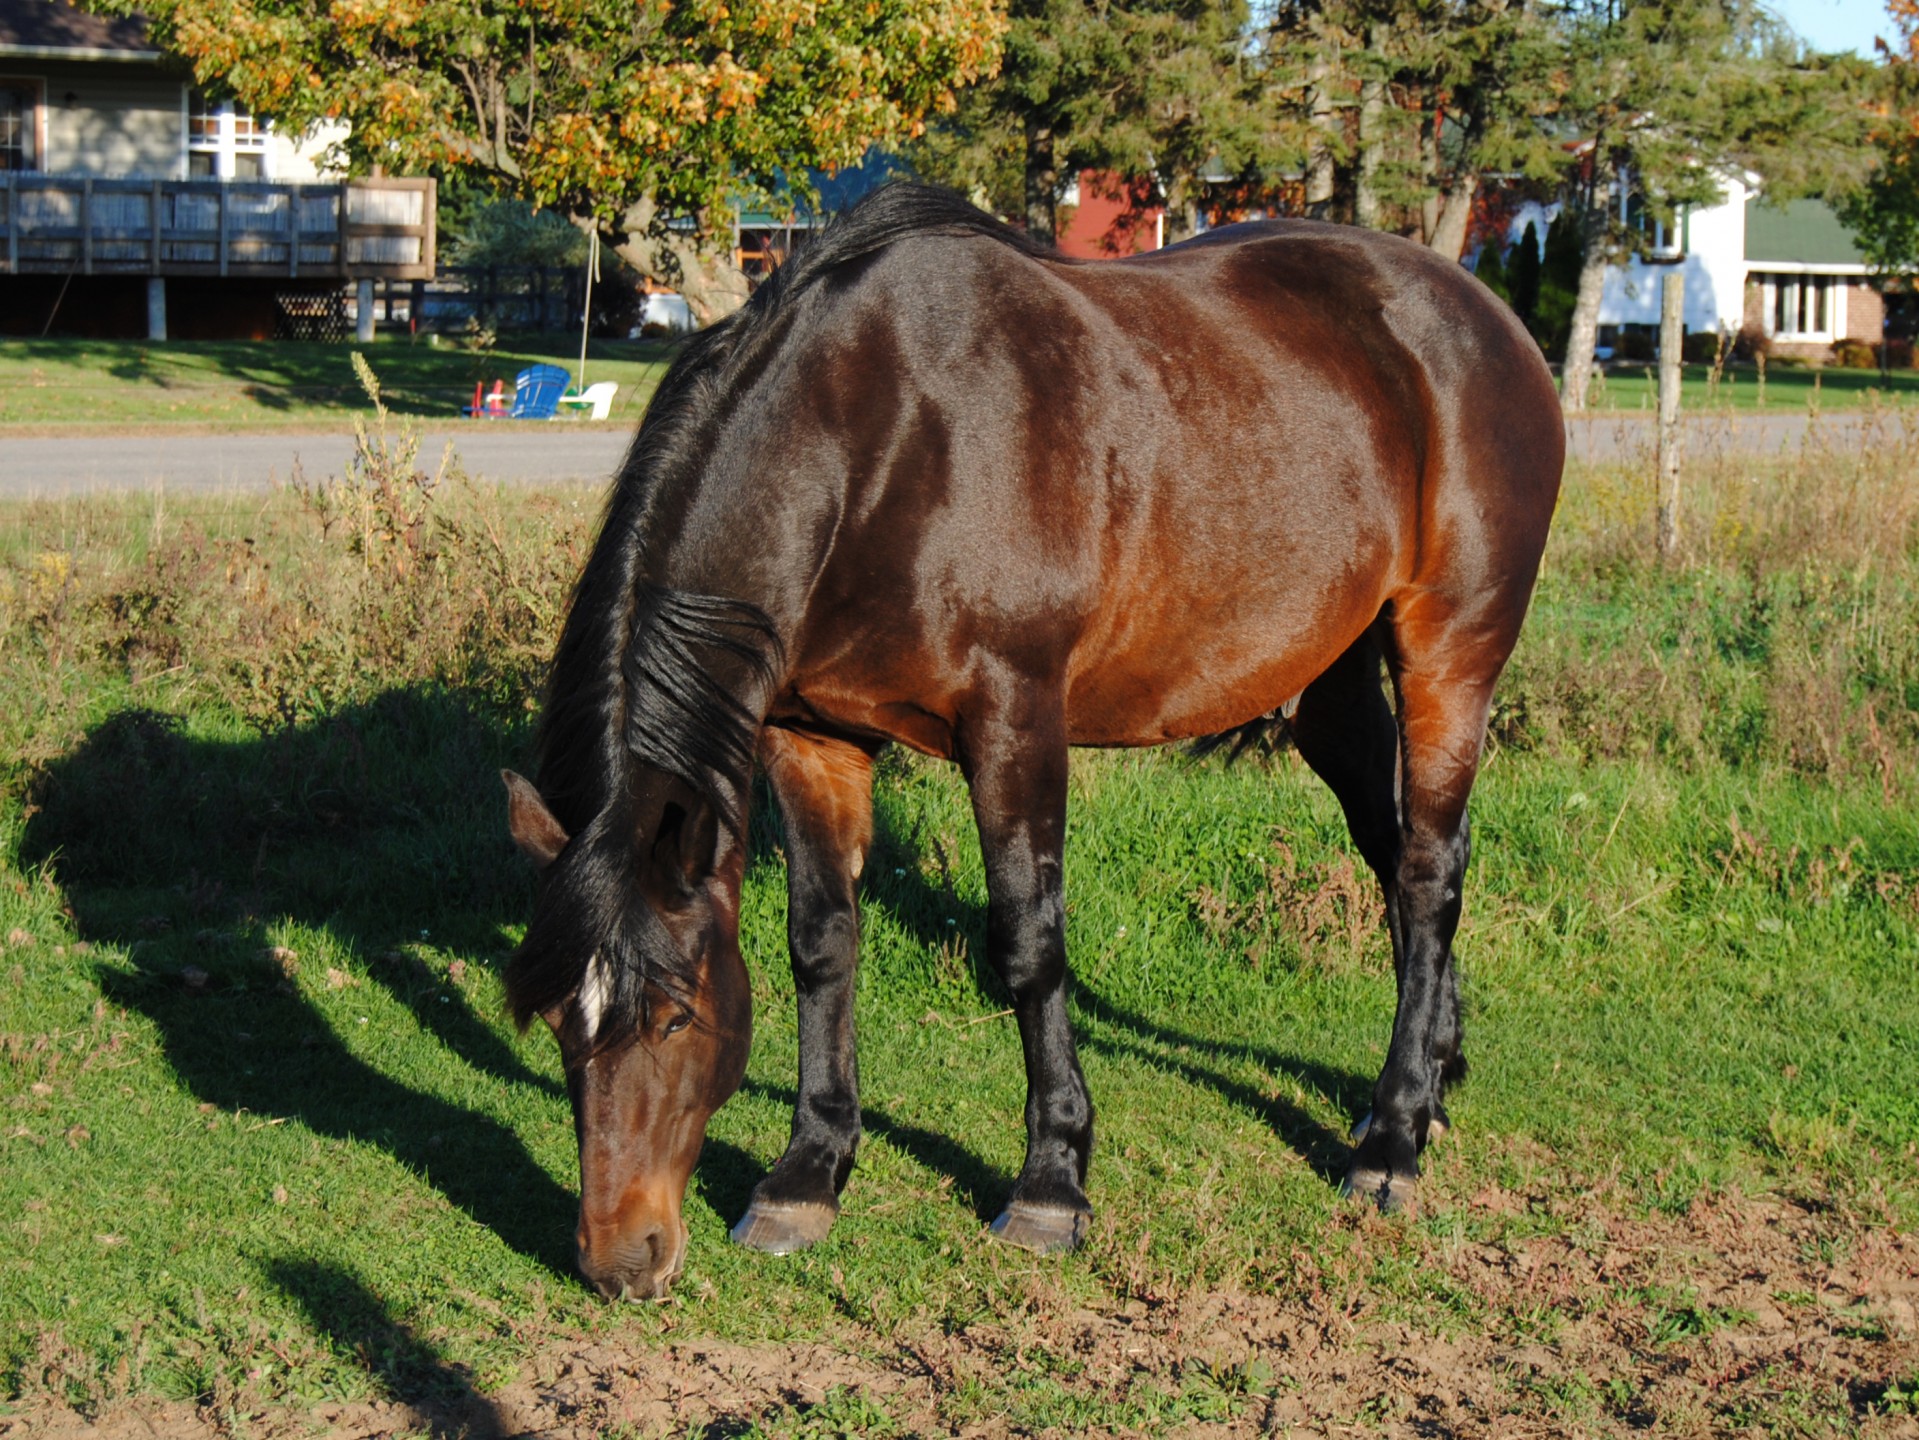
[501,185,1563,1300]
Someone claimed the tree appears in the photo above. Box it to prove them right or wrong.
[98,0,1005,320]
[907,0,1261,242]
[1838,0,1919,308]
[1553,0,1877,411]
[1259,0,1566,256]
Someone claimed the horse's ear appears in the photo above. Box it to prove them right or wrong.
[503,770,568,869]
[648,798,719,901]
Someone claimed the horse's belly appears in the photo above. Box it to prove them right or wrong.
[1063,583,1383,746]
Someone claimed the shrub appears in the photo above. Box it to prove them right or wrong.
[1830,338,1876,369]
[1681,330,1722,364]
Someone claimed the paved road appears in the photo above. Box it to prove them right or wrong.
[1563,409,1890,463]
[0,427,635,498]
[0,409,1896,496]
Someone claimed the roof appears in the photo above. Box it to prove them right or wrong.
[736,152,912,229]
[1744,197,1865,267]
[0,0,157,58]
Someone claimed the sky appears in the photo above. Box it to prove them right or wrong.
[1765,0,1901,55]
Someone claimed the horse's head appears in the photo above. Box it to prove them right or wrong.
[501,769,751,1300]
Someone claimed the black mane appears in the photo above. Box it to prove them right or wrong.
[505,184,1056,1033]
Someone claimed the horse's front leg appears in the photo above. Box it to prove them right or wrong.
[731,727,876,1255]
[960,685,1094,1254]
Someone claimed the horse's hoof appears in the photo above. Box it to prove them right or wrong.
[1350,1110,1448,1146]
[1341,1166,1417,1215]
[987,1202,1090,1254]
[730,1200,837,1255]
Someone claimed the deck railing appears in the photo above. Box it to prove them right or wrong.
[0,174,435,280]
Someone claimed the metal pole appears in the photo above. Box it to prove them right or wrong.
[1656,271,1685,562]
[579,228,598,390]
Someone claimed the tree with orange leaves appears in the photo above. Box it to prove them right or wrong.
[89,0,1005,320]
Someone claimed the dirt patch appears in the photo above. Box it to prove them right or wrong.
[7,1186,1917,1438]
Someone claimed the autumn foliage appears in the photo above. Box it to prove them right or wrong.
[100,0,1005,230]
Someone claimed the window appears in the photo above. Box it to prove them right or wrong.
[1620,188,1684,258]
[186,90,268,179]
[1,79,39,172]
[1762,272,1838,340]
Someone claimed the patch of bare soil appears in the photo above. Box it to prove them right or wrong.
[6,1185,1917,1439]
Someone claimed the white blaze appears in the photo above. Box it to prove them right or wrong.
[577,954,612,1037]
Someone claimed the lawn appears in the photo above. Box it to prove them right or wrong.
[1,430,1916,1436]
[0,338,676,432]
[2,338,1917,437]
[1576,359,1919,413]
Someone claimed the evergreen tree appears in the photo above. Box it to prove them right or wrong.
[1534,211,1585,360]
[1473,240,1512,306]
[909,0,1259,242]
[1508,220,1543,326]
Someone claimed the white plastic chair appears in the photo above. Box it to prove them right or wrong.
[558,381,620,420]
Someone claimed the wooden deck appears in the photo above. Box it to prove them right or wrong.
[0,174,435,281]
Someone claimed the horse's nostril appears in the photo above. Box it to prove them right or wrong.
[579,1224,676,1301]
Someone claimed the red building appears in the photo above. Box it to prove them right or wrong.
[1055,173,1163,259]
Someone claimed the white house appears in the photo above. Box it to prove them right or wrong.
[1504,175,1880,361]
[2,0,432,339]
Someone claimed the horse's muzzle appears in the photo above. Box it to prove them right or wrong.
[577,1216,686,1301]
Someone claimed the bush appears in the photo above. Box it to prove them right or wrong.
[1830,338,1876,369]
[1734,324,1772,362]
[1682,330,1723,364]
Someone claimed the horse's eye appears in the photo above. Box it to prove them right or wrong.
[663,1012,693,1037]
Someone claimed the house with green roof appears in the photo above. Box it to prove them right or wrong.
[1503,173,1887,363]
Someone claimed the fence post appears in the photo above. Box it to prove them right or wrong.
[1656,271,1684,562]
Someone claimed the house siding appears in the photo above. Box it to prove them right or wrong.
[31,61,182,176]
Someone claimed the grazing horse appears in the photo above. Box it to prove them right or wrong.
[501,184,1563,1300]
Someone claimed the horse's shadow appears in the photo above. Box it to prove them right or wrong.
[28,693,578,1279]
[31,692,1369,1294]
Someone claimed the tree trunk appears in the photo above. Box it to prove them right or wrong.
[1025,119,1058,244]
[1559,227,1610,413]
[1354,37,1386,231]
[610,198,750,327]
[1306,52,1337,219]
[1419,120,1441,243]
[1427,171,1479,260]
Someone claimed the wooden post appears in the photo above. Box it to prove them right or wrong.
[1656,270,1684,562]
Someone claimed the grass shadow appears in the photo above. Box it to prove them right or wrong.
[263,1257,508,1437]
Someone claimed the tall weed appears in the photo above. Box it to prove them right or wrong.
[1501,418,1919,787]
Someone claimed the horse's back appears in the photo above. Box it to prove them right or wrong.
[774,220,1562,750]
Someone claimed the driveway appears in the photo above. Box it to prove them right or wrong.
[0,409,1897,497]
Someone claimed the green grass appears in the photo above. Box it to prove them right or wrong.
[1575,359,1919,413]
[0,337,675,432]
[2,443,1916,1434]
[2,339,1917,436]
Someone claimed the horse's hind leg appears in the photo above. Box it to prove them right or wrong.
[1293,628,1462,1148]
[731,727,877,1255]
[1344,596,1510,1213]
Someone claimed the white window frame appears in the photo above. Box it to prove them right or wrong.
[0,75,45,173]
[1760,270,1847,344]
[185,89,270,180]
